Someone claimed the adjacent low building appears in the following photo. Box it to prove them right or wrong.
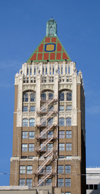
[86,168,100,194]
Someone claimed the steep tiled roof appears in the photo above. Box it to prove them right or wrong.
[27,36,71,62]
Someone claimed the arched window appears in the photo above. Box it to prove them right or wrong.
[59,93,64,101]
[23,93,28,102]
[59,118,64,126]
[49,93,53,100]
[41,93,46,101]
[29,119,35,126]
[30,93,35,102]
[23,119,28,127]
[66,118,71,126]
[67,92,72,101]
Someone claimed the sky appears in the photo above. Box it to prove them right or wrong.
[0,0,100,186]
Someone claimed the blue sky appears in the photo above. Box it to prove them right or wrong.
[0,0,100,185]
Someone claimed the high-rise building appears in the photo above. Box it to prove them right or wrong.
[10,18,86,194]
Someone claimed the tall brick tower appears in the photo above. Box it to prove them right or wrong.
[10,18,86,194]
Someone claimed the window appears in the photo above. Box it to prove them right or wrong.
[29,144,34,151]
[19,179,25,186]
[30,106,35,112]
[39,166,44,174]
[20,166,25,174]
[66,131,72,138]
[23,93,28,102]
[66,105,72,111]
[23,106,28,112]
[49,93,53,100]
[59,93,64,101]
[46,67,47,75]
[48,118,53,125]
[66,118,71,126]
[65,179,71,187]
[65,165,71,173]
[21,156,27,159]
[29,119,35,126]
[48,105,53,111]
[30,67,32,75]
[65,65,67,74]
[27,166,32,174]
[59,155,64,158]
[67,93,72,101]
[59,131,65,138]
[22,131,28,139]
[48,131,53,138]
[29,131,34,139]
[68,66,70,74]
[65,193,71,194]
[26,179,32,187]
[59,143,65,151]
[46,166,51,173]
[29,156,34,159]
[39,179,44,186]
[66,143,72,151]
[59,118,64,126]
[41,131,46,138]
[66,156,72,159]
[30,93,35,102]
[42,66,44,75]
[61,66,63,74]
[58,179,64,187]
[22,144,27,151]
[58,165,64,173]
[53,67,54,74]
[59,106,64,111]
[34,67,36,75]
[27,67,29,75]
[41,93,46,101]
[23,119,28,127]
[47,143,53,151]
[46,179,51,185]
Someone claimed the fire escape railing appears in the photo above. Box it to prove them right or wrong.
[35,98,58,186]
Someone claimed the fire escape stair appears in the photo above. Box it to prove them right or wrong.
[36,153,53,175]
[36,125,53,139]
[37,172,52,187]
[36,137,53,152]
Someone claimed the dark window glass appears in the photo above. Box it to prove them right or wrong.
[65,178,71,187]
[29,144,34,151]
[30,106,35,112]
[46,179,51,185]
[23,119,28,127]
[67,93,72,101]
[59,118,64,126]
[49,93,53,100]
[23,106,28,112]
[30,93,35,102]
[22,131,28,139]
[59,93,64,101]
[58,179,64,187]
[26,179,32,187]
[59,131,64,138]
[58,165,64,173]
[66,118,71,126]
[19,179,25,186]
[66,131,72,138]
[23,93,28,102]
[29,131,34,139]
[41,93,46,101]
[48,118,53,125]
[65,165,71,173]
[29,119,35,126]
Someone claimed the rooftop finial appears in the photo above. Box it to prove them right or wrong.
[46,18,57,37]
